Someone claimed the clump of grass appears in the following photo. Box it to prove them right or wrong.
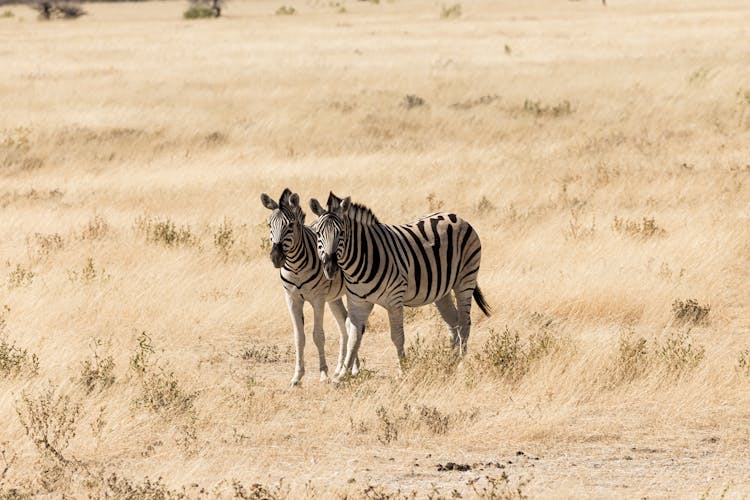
[672,299,710,326]
[79,339,115,394]
[612,216,666,239]
[80,214,110,240]
[523,99,572,117]
[103,474,183,498]
[130,332,197,416]
[656,330,705,375]
[184,3,216,18]
[214,217,235,258]
[374,403,478,444]
[611,333,650,384]
[401,334,460,383]
[468,472,530,500]
[738,349,750,377]
[564,207,596,241]
[474,326,561,382]
[275,5,296,15]
[0,337,40,379]
[450,94,500,110]
[427,192,445,212]
[67,257,111,284]
[241,344,294,364]
[1,10,14,18]
[26,232,64,262]
[477,196,496,215]
[135,215,196,247]
[7,264,34,290]
[440,3,461,18]
[402,94,425,109]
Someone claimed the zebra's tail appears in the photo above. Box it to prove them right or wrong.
[473,286,492,316]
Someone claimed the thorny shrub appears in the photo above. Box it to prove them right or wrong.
[401,334,460,383]
[612,333,650,383]
[135,215,196,247]
[612,216,666,239]
[657,330,705,375]
[474,326,561,382]
[79,339,115,394]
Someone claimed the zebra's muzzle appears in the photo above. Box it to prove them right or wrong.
[270,243,285,268]
[321,253,338,279]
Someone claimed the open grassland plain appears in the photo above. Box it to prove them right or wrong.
[2,0,750,496]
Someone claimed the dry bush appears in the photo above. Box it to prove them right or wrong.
[275,5,295,15]
[0,337,40,379]
[738,349,750,377]
[66,257,110,284]
[523,99,572,117]
[440,3,461,19]
[213,217,235,259]
[79,339,115,394]
[34,1,86,20]
[373,403,477,444]
[15,386,81,471]
[656,330,705,375]
[672,299,710,325]
[240,344,294,365]
[467,472,530,500]
[6,264,34,289]
[80,215,110,241]
[473,326,561,382]
[135,215,196,247]
[401,334,460,383]
[611,333,650,384]
[402,94,426,109]
[612,216,666,239]
[25,232,64,262]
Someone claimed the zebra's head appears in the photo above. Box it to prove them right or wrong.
[310,192,350,280]
[260,188,305,269]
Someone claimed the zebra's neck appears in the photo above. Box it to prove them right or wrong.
[282,225,316,274]
[340,215,375,279]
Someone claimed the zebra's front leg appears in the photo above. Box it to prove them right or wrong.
[333,300,373,383]
[285,292,305,387]
[311,300,329,382]
[387,305,406,371]
[328,298,348,378]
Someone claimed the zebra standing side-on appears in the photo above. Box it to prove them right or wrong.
[260,188,358,386]
[310,192,491,382]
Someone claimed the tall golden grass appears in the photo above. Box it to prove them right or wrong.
[1,0,749,496]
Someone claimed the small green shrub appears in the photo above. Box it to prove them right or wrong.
[475,326,561,382]
[184,4,215,18]
[440,3,461,18]
[275,5,296,15]
[672,299,710,326]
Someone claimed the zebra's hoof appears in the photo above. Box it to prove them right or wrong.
[289,377,302,388]
[319,371,328,382]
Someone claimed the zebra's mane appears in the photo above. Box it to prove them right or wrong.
[345,202,379,226]
[279,189,305,223]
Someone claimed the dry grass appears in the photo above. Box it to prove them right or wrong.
[1,0,750,496]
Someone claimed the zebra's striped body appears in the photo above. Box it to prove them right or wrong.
[261,189,357,386]
[310,193,490,381]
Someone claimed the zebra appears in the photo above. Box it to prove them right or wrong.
[309,192,491,381]
[260,188,358,386]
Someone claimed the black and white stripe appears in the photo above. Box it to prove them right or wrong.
[261,188,357,386]
[310,192,490,380]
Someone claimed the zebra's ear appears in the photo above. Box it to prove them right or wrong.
[340,196,351,212]
[309,198,326,216]
[326,192,342,211]
[288,192,300,208]
[261,193,278,210]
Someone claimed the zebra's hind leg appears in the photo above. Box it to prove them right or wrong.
[434,294,460,350]
[285,292,305,387]
[387,305,406,370]
[328,298,348,378]
[455,287,474,356]
[311,300,328,382]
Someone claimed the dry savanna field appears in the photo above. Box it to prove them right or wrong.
[1,0,750,497]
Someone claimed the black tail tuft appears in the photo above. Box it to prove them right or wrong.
[473,286,492,316]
